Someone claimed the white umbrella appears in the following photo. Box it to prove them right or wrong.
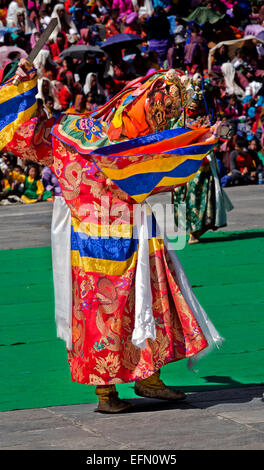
[208,35,264,72]
[0,45,27,69]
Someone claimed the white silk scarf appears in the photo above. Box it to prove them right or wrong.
[51,198,223,364]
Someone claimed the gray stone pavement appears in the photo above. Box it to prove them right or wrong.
[1,185,264,250]
[0,387,264,450]
[0,186,264,451]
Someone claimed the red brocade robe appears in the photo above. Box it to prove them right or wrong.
[5,118,218,386]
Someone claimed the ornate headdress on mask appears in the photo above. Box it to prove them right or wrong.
[91,69,194,141]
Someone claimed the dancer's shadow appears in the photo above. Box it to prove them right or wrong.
[200,231,264,244]
[122,376,264,414]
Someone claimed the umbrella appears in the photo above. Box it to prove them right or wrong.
[0,45,27,69]
[100,33,143,50]
[0,27,20,35]
[60,45,105,60]
[208,35,264,72]
[183,7,225,25]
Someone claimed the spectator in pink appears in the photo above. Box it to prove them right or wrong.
[111,0,133,22]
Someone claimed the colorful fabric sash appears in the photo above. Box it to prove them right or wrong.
[91,128,216,202]
[0,73,37,150]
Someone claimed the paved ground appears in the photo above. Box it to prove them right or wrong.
[0,387,263,450]
[0,185,264,451]
[0,201,53,249]
[1,185,264,250]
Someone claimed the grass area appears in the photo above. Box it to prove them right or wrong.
[0,229,264,411]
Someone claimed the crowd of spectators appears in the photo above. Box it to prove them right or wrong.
[0,151,61,204]
[1,0,264,204]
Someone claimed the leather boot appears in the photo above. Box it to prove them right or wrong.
[134,370,186,401]
[96,385,134,413]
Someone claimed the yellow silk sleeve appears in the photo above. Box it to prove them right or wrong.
[36,180,44,196]
[9,171,26,184]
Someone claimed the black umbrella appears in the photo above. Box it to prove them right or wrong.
[60,45,105,60]
[100,33,143,50]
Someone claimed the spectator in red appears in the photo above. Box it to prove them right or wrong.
[58,72,73,111]
[123,12,141,36]
[230,138,263,185]
[49,32,68,62]
[105,8,120,38]
[224,95,240,119]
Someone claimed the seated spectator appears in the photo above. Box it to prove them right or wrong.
[42,166,62,197]
[76,52,100,86]
[69,5,90,31]
[146,50,159,72]
[124,12,141,36]
[145,7,172,67]
[111,0,133,22]
[44,96,60,118]
[77,28,91,45]
[57,72,73,111]
[212,44,230,72]
[6,0,19,27]
[39,1,52,28]
[132,0,153,19]
[105,8,120,38]
[224,95,240,119]
[184,23,208,74]
[104,75,120,101]
[36,77,61,111]
[83,72,105,103]
[0,166,14,203]
[85,92,97,112]
[13,7,35,34]
[0,167,5,200]
[0,164,25,203]
[49,32,68,63]
[50,4,78,42]
[33,50,57,79]
[152,0,171,12]
[247,137,263,177]
[57,56,75,96]
[230,138,263,185]
[9,165,53,204]
[0,151,16,172]
[231,48,247,72]
[71,83,86,113]
[91,0,110,24]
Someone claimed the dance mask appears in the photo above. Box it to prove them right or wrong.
[91,69,194,141]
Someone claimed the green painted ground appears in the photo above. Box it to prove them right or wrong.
[0,229,264,411]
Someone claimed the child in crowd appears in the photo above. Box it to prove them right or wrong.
[85,91,97,112]
[9,165,53,204]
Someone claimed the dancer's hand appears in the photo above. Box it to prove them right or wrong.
[13,59,36,85]
[211,120,222,137]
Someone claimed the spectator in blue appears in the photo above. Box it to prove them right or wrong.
[151,0,171,12]
[42,166,62,197]
[69,6,90,32]
[145,7,172,67]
